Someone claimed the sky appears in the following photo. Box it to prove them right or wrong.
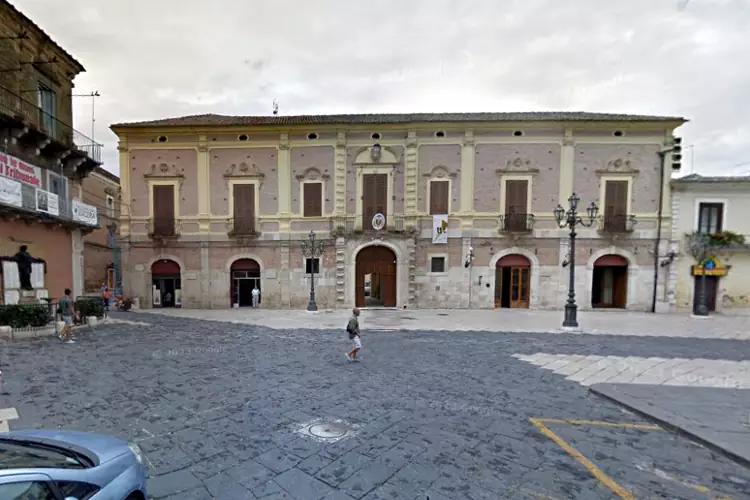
[16,0,750,177]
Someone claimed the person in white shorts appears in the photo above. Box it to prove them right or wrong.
[346,307,361,362]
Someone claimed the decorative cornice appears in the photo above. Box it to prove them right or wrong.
[223,162,265,179]
[295,167,330,181]
[144,163,185,180]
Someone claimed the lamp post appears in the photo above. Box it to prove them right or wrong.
[301,230,325,312]
[554,193,599,328]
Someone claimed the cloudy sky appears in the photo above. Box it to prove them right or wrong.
[17,0,750,176]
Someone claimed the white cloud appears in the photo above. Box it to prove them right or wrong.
[15,0,750,175]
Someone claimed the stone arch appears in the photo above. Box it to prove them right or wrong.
[586,246,637,270]
[348,240,406,308]
[353,145,400,165]
[586,246,639,309]
[352,240,403,265]
[226,253,265,272]
[488,247,540,308]
[146,254,185,272]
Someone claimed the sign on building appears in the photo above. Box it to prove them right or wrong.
[432,215,448,244]
[36,188,59,216]
[0,177,22,208]
[72,198,98,225]
[0,153,43,187]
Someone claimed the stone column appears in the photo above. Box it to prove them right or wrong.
[334,132,347,215]
[117,142,131,236]
[71,229,84,297]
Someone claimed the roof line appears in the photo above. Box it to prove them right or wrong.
[3,0,85,73]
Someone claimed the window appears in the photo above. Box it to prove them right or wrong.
[152,184,176,236]
[363,173,388,229]
[232,183,256,234]
[0,481,56,500]
[305,258,320,274]
[603,180,628,232]
[430,256,446,273]
[47,172,67,213]
[58,481,100,499]
[106,195,115,218]
[504,179,529,231]
[37,83,56,136]
[302,182,323,217]
[698,203,723,233]
[429,180,450,215]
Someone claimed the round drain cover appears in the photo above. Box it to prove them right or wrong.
[308,423,348,439]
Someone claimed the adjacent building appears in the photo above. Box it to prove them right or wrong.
[111,112,684,311]
[0,0,101,303]
[81,166,121,292]
[670,174,750,314]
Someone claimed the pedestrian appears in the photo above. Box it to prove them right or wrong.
[58,288,77,344]
[346,307,361,362]
[102,287,110,318]
[252,285,260,308]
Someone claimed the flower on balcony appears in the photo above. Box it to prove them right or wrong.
[685,230,746,264]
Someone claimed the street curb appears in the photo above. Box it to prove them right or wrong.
[589,384,750,468]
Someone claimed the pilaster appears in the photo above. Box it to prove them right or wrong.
[558,129,575,204]
[460,130,475,229]
[335,236,346,305]
[117,141,131,236]
[200,241,210,308]
[334,132,347,215]
[280,243,291,307]
[197,136,211,232]
[278,133,292,232]
[404,131,418,215]
[406,237,417,306]
[71,229,83,297]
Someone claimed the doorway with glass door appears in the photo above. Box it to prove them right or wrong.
[494,254,531,308]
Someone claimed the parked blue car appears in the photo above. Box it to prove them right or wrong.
[0,429,147,499]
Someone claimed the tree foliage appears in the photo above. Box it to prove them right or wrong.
[684,230,746,263]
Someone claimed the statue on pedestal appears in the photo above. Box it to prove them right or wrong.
[13,245,33,291]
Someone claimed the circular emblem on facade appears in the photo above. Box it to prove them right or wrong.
[372,213,386,231]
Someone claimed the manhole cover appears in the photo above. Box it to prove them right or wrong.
[400,316,417,320]
[294,418,359,443]
[309,423,348,439]
[437,313,449,316]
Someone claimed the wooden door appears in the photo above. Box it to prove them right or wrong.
[510,267,530,308]
[379,259,397,307]
[505,180,528,231]
[363,174,388,230]
[233,184,256,233]
[693,276,718,312]
[153,185,175,235]
[604,181,628,231]
[613,268,628,308]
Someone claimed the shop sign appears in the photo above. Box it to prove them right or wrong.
[0,153,43,187]
[691,257,728,276]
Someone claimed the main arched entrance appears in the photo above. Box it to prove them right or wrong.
[592,254,628,308]
[356,246,397,307]
[495,254,531,308]
[151,259,181,308]
[231,259,261,307]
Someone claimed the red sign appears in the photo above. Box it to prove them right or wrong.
[0,153,42,187]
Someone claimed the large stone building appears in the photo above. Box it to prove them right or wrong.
[0,0,101,303]
[670,174,750,314]
[111,112,684,311]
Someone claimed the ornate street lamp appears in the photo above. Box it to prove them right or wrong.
[554,193,599,328]
[300,230,325,312]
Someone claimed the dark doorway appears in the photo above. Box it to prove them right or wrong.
[231,259,261,307]
[356,246,396,307]
[693,276,718,313]
[494,254,531,308]
[592,255,628,308]
[151,259,181,308]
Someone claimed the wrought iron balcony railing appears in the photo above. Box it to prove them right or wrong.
[0,84,102,163]
[148,218,181,239]
[227,217,259,237]
[598,214,636,234]
[500,213,535,233]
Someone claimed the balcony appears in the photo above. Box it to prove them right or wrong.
[499,213,535,233]
[0,85,102,176]
[598,214,636,234]
[331,215,356,236]
[148,218,181,240]
[227,217,259,238]
[0,188,99,233]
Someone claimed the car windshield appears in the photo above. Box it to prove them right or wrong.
[0,440,88,470]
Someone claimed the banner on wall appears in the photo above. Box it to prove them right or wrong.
[36,188,59,216]
[72,197,98,225]
[0,176,22,208]
[0,153,43,187]
[432,215,448,244]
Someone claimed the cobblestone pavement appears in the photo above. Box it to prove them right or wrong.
[0,312,749,499]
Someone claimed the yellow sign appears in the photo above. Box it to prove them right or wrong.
[691,257,727,276]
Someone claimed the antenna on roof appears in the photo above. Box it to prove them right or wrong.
[272,99,279,116]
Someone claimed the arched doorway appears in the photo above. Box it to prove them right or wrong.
[592,254,628,308]
[356,246,397,307]
[151,259,181,308]
[495,254,531,308]
[231,259,261,307]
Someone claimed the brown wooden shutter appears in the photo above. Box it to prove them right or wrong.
[505,180,528,230]
[153,185,175,235]
[303,183,322,217]
[604,180,628,231]
[363,174,375,229]
[233,184,256,233]
[429,180,450,215]
[374,174,387,217]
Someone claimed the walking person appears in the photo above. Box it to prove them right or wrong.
[252,285,260,308]
[346,308,362,362]
[102,285,110,318]
[58,288,77,343]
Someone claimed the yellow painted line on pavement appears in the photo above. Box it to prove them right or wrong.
[535,418,662,430]
[530,418,634,500]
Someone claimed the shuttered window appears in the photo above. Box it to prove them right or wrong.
[504,179,528,231]
[429,180,450,215]
[233,184,256,234]
[153,185,175,236]
[303,182,323,217]
[604,180,628,231]
[363,174,388,229]
[698,203,723,233]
